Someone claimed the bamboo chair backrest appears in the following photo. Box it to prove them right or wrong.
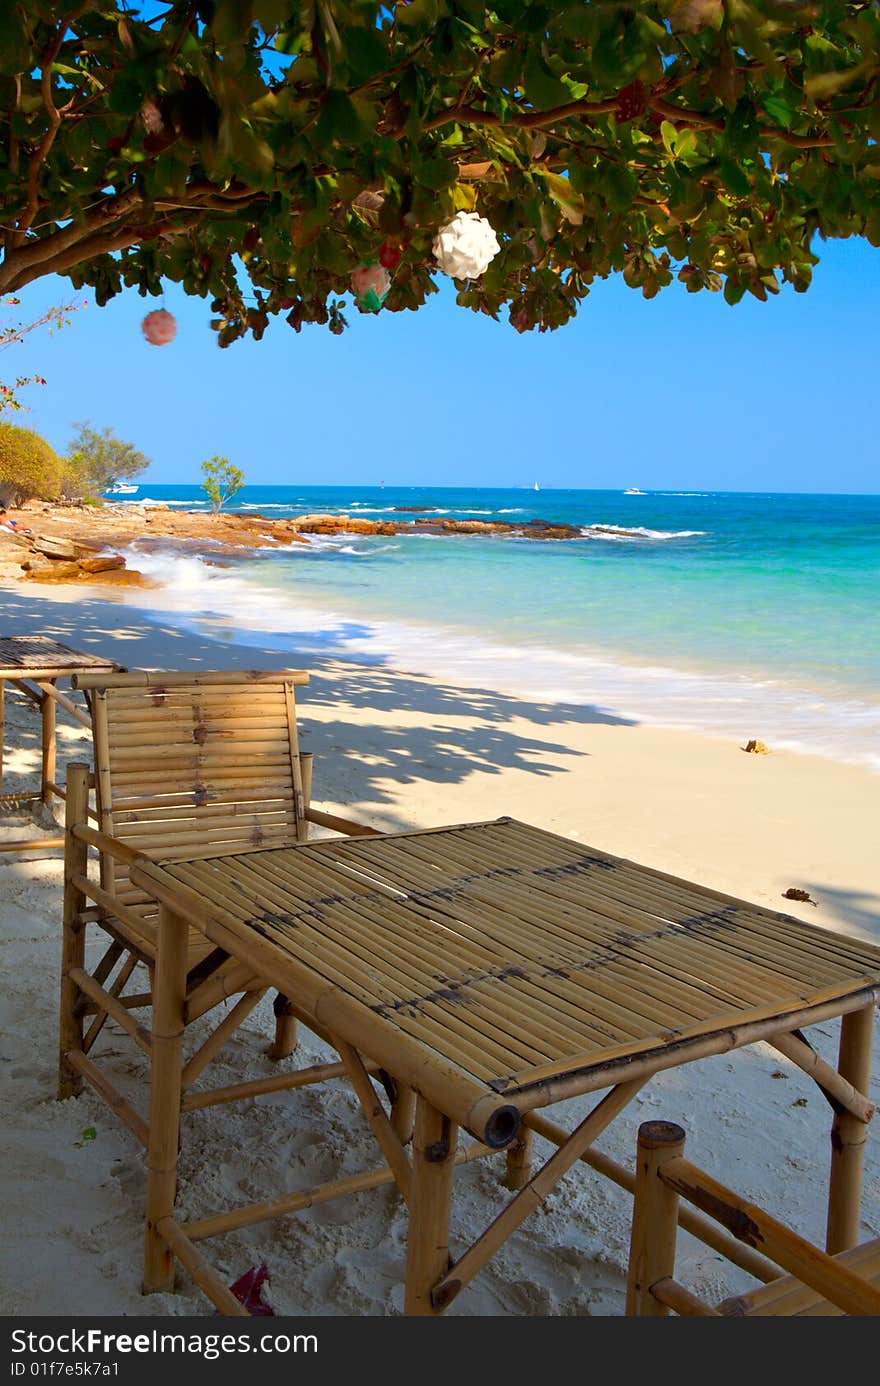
[72,670,310,906]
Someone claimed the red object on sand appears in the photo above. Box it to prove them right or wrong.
[228,1264,274,1316]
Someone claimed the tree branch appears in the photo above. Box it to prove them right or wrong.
[15,6,90,246]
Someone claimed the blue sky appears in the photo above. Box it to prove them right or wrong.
[4,234,878,493]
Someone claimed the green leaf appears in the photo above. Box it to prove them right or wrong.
[762,93,795,131]
[542,171,584,225]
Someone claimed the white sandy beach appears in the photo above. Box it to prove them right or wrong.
[1,578,878,1316]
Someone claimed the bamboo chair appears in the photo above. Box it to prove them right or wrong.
[58,669,378,1126]
[626,1120,880,1316]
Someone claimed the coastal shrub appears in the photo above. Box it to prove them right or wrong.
[64,421,151,495]
[201,455,245,512]
[0,422,63,507]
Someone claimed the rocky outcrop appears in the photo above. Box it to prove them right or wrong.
[287,513,582,541]
[0,525,146,587]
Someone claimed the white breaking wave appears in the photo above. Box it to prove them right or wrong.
[118,547,880,774]
[581,524,707,542]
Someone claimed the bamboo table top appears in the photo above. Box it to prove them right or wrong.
[0,636,120,680]
[140,817,880,1119]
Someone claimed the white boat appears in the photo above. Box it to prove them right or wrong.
[533,481,540,491]
[106,483,139,495]
[623,487,645,495]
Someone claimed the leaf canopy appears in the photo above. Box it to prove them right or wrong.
[1,1,879,340]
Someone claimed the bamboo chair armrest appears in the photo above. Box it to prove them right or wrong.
[70,821,141,865]
[659,1154,880,1317]
[304,806,380,837]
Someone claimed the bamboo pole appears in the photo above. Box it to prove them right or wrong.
[719,1239,880,1316]
[512,986,880,1112]
[826,1003,875,1255]
[63,1050,149,1146]
[662,1153,880,1315]
[431,1079,645,1310]
[183,1139,491,1244]
[40,681,56,808]
[71,670,310,690]
[70,966,152,1055]
[182,1056,381,1113]
[282,682,307,843]
[180,989,267,1091]
[305,807,380,837]
[299,752,312,811]
[185,962,259,1023]
[0,834,64,853]
[58,762,89,1100]
[156,1218,249,1318]
[267,993,298,1060]
[143,903,188,1295]
[772,1030,874,1123]
[82,959,142,1043]
[42,682,91,729]
[405,1098,459,1316]
[651,1277,720,1316]
[522,1110,781,1284]
[334,1037,412,1203]
[626,1121,685,1316]
[391,1084,417,1146]
[503,1127,534,1192]
[71,873,159,954]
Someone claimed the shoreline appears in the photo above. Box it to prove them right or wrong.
[0,578,878,1316]
[3,499,879,773]
[3,575,879,940]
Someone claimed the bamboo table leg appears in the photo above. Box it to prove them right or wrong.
[391,1083,417,1146]
[504,1127,534,1191]
[40,679,57,809]
[143,903,189,1295]
[826,1003,875,1254]
[404,1097,458,1316]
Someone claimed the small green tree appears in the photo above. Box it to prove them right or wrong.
[65,422,151,495]
[0,422,63,507]
[201,455,244,513]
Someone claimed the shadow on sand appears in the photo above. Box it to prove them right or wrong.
[0,585,637,829]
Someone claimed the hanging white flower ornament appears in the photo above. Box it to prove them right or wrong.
[141,309,177,346]
[432,212,500,280]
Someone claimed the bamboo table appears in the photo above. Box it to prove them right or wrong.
[128,817,880,1316]
[0,636,122,852]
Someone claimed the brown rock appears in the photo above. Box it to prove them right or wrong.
[79,554,125,574]
[31,535,84,560]
[87,567,152,587]
[743,739,770,754]
[22,559,82,580]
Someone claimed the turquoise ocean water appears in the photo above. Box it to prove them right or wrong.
[115,485,880,770]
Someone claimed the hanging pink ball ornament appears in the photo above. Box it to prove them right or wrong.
[141,309,177,346]
[350,263,391,313]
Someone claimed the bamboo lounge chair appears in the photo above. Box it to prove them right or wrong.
[58,669,378,1130]
[626,1119,880,1316]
